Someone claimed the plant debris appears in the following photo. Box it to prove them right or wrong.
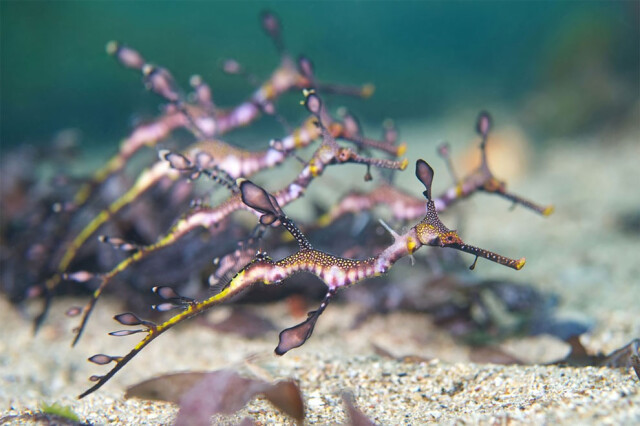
[560,337,640,380]
[342,392,377,426]
[125,369,304,425]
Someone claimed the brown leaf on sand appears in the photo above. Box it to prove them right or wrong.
[125,369,304,425]
[561,337,639,369]
[342,392,376,426]
[125,371,207,403]
[261,380,305,421]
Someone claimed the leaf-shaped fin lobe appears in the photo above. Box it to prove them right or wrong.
[189,74,212,105]
[222,58,243,75]
[383,118,398,144]
[99,235,138,251]
[239,180,279,216]
[105,40,121,55]
[89,375,103,382]
[106,41,145,70]
[142,65,179,102]
[437,141,451,158]
[152,286,180,300]
[89,354,120,365]
[476,110,492,137]
[160,150,192,171]
[304,92,322,116]
[152,302,181,312]
[297,55,314,80]
[51,202,64,213]
[114,312,146,326]
[275,310,321,355]
[342,112,362,137]
[260,10,281,40]
[189,74,202,87]
[66,306,82,317]
[269,138,286,153]
[109,329,147,337]
[62,271,94,283]
[415,159,435,200]
[276,292,334,355]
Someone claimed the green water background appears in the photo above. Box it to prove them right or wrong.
[1,1,638,151]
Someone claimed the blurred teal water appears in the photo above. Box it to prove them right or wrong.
[1,1,637,150]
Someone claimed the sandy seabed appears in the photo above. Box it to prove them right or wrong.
[1,121,639,425]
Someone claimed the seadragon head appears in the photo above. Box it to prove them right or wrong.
[413,159,525,270]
